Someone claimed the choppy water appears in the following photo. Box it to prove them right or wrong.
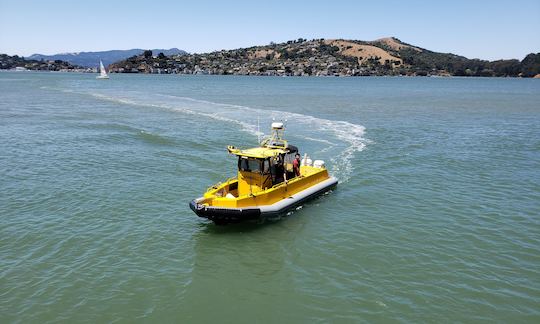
[1,72,539,322]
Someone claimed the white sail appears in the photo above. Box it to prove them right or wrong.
[97,60,109,79]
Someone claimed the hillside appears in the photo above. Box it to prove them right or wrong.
[28,48,186,68]
[109,38,540,77]
[0,54,86,71]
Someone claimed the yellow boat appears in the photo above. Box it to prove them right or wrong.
[189,122,338,224]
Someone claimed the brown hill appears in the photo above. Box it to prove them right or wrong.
[108,37,539,77]
[324,39,402,66]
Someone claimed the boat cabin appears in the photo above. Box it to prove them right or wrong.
[227,122,299,196]
[228,145,298,196]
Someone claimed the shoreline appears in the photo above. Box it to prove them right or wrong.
[1,69,538,78]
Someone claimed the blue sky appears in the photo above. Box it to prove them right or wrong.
[0,0,539,60]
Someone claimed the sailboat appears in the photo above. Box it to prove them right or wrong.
[96,60,109,79]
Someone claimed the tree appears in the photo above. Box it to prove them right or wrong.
[143,50,152,58]
[158,52,166,59]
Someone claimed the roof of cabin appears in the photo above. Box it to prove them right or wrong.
[228,145,297,159]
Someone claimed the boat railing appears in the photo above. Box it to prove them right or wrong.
[207,177,237,193]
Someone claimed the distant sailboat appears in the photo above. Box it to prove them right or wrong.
[96,60,109,79]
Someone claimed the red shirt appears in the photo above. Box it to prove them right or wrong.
[293,158,300,176]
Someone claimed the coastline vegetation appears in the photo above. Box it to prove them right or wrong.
[0,54,87,72]
[2,38,539,77]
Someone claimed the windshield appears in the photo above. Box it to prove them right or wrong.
[238,158,261,173]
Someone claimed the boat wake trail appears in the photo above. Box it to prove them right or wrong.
[153,94,367,182]
[50,87,368,182]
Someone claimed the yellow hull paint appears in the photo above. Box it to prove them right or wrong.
[200,165,331,208]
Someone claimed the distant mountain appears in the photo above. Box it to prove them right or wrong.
[28,48,187,68]
[108,37,540,77]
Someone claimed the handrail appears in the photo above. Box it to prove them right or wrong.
[207,177,238,192]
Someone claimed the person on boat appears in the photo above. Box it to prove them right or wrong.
[271,157,285,185]
[293,153,301,177]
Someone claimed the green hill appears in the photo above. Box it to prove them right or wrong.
[0,54,85,71]
[90,38,540,77]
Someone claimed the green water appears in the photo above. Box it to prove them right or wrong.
[1,72,539,322]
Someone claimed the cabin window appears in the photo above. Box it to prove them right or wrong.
[238,157,262,173]
[284,153,295,165]
[263,159,270,174]
[284,152,298,172]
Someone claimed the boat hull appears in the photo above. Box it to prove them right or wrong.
[190,177,338,225]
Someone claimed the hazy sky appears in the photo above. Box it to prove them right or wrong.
[1,0,539,60]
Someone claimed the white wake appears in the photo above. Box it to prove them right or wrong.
[46,87,368,181]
